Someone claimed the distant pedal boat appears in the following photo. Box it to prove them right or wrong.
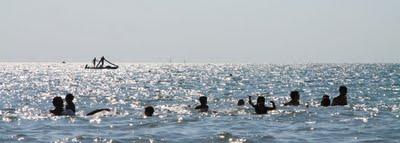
[85,57,119,69]
[84,65,118,69]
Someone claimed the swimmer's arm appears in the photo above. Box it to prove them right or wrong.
[86,108,111,116]
[248,96,256,108]
[194,105,201,109]
[284,102,289,106]
[267,101,276,110]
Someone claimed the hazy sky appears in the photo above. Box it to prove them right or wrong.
[1,0,399,63]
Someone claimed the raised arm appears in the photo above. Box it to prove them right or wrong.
[248,96,256,108]
[267,101,276,110]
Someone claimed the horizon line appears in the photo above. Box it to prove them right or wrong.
[0,61,398,65]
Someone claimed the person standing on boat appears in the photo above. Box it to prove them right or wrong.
[100,56,105,67]
[93,57,97,67]
[96,56,105,68]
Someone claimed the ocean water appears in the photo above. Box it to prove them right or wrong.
[0,63,399,143]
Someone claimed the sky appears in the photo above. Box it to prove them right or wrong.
[0,0,399,63]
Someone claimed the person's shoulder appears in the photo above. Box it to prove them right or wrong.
[331,97,339,105]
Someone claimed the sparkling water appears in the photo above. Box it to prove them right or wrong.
[0,63,399,142]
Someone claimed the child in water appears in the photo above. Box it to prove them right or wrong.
[237,99,245,106]
[195,96,209,112]
[65,94,76,115]
[50,96,64,116]
[248,95,276,114]
[144,106,155,117]
[284,91,300,106]
[321,95,331,107]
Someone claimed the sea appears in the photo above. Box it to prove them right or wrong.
[0,63,399,143]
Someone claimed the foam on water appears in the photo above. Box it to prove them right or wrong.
[0,63,399,142]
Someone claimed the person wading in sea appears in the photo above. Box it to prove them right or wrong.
[284,91,300,106]
[248,95,276,114]
[332,86,348,106]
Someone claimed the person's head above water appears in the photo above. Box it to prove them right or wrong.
[144,106,155,116]
[199,96,207,105]
[237,99,245,106]
[257,96,265,105]
[284,91,300,106]
[321,95,331,107]
[52,96,64,108]
[195,96,209,112]
[332,86,349,106]
[339,86,347,95]
[50,96,65,116]
[65,94,74,103]
[290,91,300,101]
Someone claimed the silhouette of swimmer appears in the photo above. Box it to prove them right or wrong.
[248,96,276,114]
[332,86,348,106]
[321,95,331,107]
[284,91,300,106]
[195,96,209,112]
[144,106,155,116]
[50,96,64,116]
[65,94,75,113]
[237,99,245,106]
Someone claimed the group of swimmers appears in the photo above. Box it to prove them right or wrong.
[50,86,348,116]
[193,86,348,114]
[50,94,112,116]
